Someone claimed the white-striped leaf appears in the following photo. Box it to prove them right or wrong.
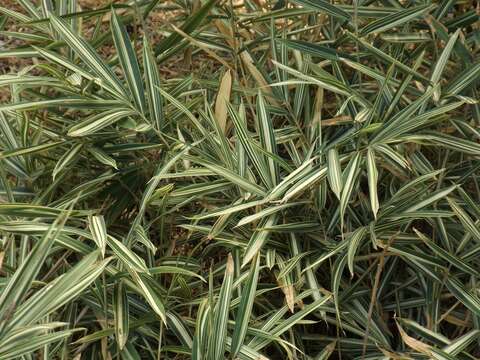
[88,215,107,257]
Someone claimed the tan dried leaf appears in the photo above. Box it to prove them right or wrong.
[396,321,432,355]
[215,70,232,134]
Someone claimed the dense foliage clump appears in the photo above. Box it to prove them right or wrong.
[0,0,480,359]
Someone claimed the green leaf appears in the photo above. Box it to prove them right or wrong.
[347,227,367,276]
[414,229,478,277]
[49,14,127,99]
[0,214,67,318]
[443,330,480,355]
[446,61,480,96]
[52,142,83,180]
[88,215,107,257]
[187,156,267,197]
[129,270,167,324]
[114,281,129,350]
[279,39,343,61]
[88,147,118,169]
[430,29,460,101]
[360,4,433,36]
[0,204,86,218]
[327,147,343,200]
[0,329,79,359]
[8,252,109,330]
[67,109,136,137]
[237,202,304,228]
[257,91,279,186]
[366,148,379,218]
[155,0,218,57]
[253,294,332,350]
[228,102,272,189]
[445,278,480,317]
[404,185,457,213]
[340,152,361,222]
[347,31,429,82]
[111,10,146,112]
[447,198,480,250]
[143,37,164,130]
[242,214,278,267]
[106,235,149,273]
[419,132,480,155]
[290,0,351,21]
[231,255,260,357]
[209,254,234,360]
